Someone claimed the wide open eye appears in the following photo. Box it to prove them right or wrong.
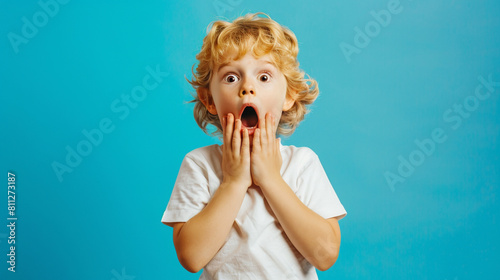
[224,74,239,83]
[259,73,271,82]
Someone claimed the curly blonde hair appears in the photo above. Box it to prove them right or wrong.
[189,12,319,136]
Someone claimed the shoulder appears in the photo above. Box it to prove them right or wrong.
[281,144,319,162]
[182,144,222,169]
[185,144,221,160]
[280,144,324,175]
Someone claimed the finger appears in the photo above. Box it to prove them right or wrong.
[272,114,278,137]
[221,116,226,147]
[253,128,261,152]
[224,113,234,148]
[241,128,250,158]
[232,118,242,155]
[266,113,274,144]
[259,115,267,145]
[258,113,266,136]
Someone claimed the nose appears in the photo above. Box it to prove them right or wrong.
[239,77,255,97]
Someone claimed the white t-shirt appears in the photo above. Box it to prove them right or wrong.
[162,144,346,280]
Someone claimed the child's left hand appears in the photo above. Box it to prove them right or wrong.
[250,113,282,188]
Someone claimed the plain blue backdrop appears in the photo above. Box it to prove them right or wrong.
[1,0,499,279]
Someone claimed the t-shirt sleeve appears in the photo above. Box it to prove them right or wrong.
[295,148,346,220]
[161,153,212,227]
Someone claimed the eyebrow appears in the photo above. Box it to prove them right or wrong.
[217,60,276,72]
[217,62,231,71]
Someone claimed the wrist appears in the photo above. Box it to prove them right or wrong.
[254,173,284,190]
[221,177,251,192]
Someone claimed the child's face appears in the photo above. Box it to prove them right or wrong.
[206,52,294,136]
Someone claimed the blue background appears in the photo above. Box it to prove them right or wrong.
[1,0,499,279]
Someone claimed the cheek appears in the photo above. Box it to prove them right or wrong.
[214,95,237,117]
[270,90,288,116]
[261,100,285,122]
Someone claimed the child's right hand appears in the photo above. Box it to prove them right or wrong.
[221,113,252,189]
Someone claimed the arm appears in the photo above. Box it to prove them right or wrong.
[258,178,341,270]
[251,114,342,271]
[172,114,251,273]
[172,181,246,273]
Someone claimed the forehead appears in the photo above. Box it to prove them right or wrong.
[217,53,276,70]
[213,48,279,73]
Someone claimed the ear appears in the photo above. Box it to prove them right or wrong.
[282,92,296,111]
[197,87,217,115]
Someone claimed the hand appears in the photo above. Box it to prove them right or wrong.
[250,113,282,188]
[221,113,252,189]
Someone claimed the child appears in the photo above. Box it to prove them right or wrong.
[161,13,346,279]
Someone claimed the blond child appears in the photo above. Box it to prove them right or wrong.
[161,13,346,279]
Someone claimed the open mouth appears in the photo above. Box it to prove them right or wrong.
[240,105,259,128]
